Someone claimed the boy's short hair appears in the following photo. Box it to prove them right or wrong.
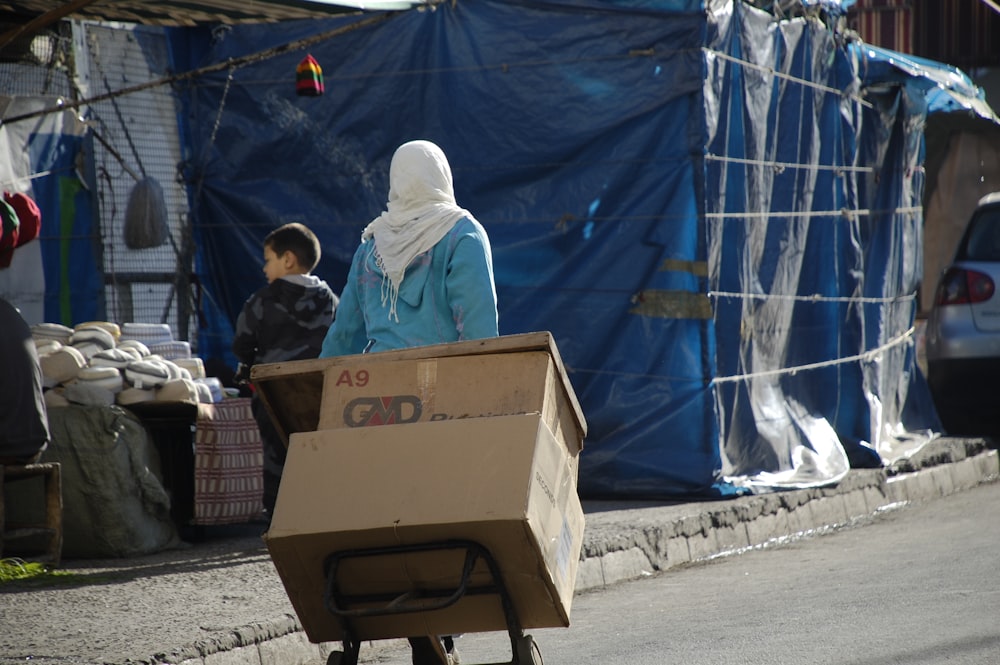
[264,222,322,272]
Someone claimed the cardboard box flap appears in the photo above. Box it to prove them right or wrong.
[252,331,586,445]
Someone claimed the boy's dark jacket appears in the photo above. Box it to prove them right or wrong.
[232,275,338,376]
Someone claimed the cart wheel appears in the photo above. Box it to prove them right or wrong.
[326,651,344,665]
[515,634,544,665]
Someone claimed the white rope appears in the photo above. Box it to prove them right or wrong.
[707,291,917,304]
[704,152,878,175]
[703,206,923,220]
[704,47,874,109]
[711,326,915,384]
[564,325,916,383]
[0,170,55,189]
[980,0,1000,17]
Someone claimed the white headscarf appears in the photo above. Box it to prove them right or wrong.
[362,140,470,320]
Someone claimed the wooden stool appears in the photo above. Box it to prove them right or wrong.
[0,462,63,566]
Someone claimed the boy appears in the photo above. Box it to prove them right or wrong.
[233,222,337,519]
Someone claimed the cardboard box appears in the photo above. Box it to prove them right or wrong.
[251,332,587,453]
[254,333,588,643]
[264,414,584,643]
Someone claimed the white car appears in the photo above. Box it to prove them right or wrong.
[925,191,1000,433]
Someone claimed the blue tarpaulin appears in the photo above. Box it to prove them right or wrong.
[165,0,964,498]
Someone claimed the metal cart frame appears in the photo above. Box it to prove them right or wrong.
[322,539,543,665]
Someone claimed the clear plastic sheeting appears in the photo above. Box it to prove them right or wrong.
[855,44,1000,123]
[163,0,985,498]
[706,3,941,490]
[856,43,1000,316]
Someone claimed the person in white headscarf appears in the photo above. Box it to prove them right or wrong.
[319,140,494,664]
[319,140,498,358]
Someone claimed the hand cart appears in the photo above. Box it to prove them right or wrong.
[322,539,544,665]
[252,334,587,665]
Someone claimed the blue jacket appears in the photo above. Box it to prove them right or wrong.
[320,217,498,357]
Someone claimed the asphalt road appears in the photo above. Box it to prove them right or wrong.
[2,447,995,665]
[436,480,1000,665]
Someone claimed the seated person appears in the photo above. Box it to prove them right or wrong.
[0,297,49,465]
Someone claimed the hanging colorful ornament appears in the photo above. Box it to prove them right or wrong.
[296,54,324,97]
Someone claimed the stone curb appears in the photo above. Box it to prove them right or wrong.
[133,442,1000,665]
[575,446,999,593]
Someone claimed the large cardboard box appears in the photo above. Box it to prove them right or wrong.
[251,332,586,453]
[263,414,584,643]
[254,333,588,643]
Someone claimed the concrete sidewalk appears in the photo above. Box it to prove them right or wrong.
[2,437,997,665]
